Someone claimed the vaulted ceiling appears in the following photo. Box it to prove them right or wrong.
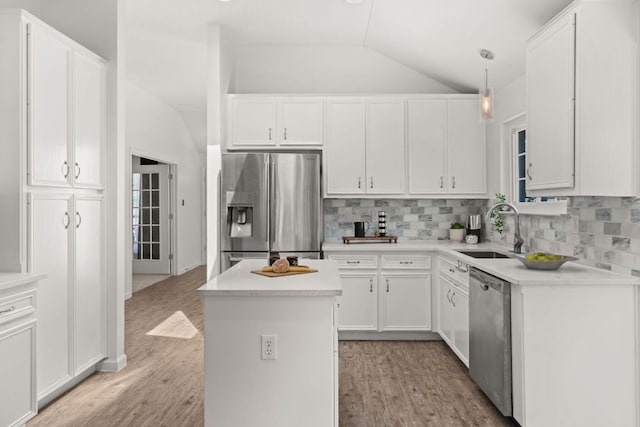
[126,0,573,146]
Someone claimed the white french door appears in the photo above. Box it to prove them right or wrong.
[132,159,170,274]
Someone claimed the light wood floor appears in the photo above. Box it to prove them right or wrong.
[29,266,514,427]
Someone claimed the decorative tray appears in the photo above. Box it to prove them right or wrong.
[342,236,398,244]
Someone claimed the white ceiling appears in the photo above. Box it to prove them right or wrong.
[125,0,573,146]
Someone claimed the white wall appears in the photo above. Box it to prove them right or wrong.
[485,75,526,197]
[127,81,204,291]
[234,45,457,94]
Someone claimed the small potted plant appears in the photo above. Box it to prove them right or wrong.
[449,222,465,242]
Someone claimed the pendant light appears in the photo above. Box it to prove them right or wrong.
[479,49,495,120]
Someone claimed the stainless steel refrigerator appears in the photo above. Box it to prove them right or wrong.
[220,152,322,271]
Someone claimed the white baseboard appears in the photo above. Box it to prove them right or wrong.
[338,331,442,341]
[97,354,127,372]
[124,291,132,300]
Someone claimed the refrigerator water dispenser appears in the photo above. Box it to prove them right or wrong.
[226,191,253,238]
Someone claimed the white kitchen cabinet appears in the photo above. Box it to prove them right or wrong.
[30,194,72,399]
[407,99,447,193]
[437,256,469,366]
[407,97,486,195]
[229,96,323,149]
[326,251,431,333]
[381,273,431,331]
[28,22,71,188]
[364,99,405,194]
[30,193,105,403]
[72,52,105,188]
[336,273,378,331]
[0,275,40,427]
[326,98,405,196]
[325,99,366,194]
[74,196,105,373]
[526,0,639,196]
[27,19,105,190]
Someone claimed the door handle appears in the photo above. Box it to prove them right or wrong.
[63,212,70,229]
[385,279,389,292]
[283,128,287,140]
[527,163,533,181]
[369,278,373,293]
[75,162,80,179]
[451,176,456,189]
[451,291,456,307]
[370,177,374,189]
[76,212,82,229]
[358,177,361,189]
[440,176,444,189]
[62,161,69,178]
[446,288,452,303]
[268,128,272,140]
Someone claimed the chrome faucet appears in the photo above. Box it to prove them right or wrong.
[486,202,524,254]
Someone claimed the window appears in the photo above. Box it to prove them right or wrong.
[501,113,567,216]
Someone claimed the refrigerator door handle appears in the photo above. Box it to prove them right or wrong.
[268,155,275,245]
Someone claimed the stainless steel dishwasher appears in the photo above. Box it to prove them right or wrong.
[469,267,512,417]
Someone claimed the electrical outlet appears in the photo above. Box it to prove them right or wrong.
[261,334,277,360]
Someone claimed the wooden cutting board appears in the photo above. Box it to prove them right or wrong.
[251,268,318,278]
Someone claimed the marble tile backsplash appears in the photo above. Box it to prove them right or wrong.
[323,198,487,241]
[324,196,640,277]
[485,196,640,277]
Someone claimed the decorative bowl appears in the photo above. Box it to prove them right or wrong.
[513,253,578,270]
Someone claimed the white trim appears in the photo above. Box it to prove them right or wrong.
[96,354,127,372]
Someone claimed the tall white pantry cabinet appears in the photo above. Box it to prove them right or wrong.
[0,9,107,409]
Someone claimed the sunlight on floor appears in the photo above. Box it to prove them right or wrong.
[146,311,199,339]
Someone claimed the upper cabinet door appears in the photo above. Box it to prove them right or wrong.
[230,98,277,147]
[72,52,104,188]
[365,99,405,194]
[278,98,323,146]
[447,100,486,194]
[526,12,575,191]
[325,99,366,195]
[407,100,447,194]
[28,24,71,187]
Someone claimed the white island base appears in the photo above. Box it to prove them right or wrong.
[197,260,342,427]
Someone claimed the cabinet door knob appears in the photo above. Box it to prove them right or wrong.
[62,160,69,178]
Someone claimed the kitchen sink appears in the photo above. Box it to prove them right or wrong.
[456,250,511,259]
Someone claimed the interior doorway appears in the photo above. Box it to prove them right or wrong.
[132,155,174,292]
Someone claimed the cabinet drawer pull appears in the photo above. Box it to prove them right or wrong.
[75,162,81,179]
[63,212,70,229]
[0,305,15,315]
[62,160,69,178]
[386,279,389,292]
[346,260,361,265]
[399,261,414,265]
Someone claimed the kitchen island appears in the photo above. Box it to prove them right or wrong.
[197,259,342,427]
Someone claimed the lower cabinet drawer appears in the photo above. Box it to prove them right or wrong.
[381,255,431,269]
[0,290,36,327]
[327,254,378,269]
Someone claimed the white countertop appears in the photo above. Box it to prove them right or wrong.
[197,259,343,297]
[322,240,640,287]
[0,272,45,292]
